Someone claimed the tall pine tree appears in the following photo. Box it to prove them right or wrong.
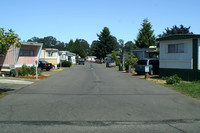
[135,19,156,48]
[96,27,118,59]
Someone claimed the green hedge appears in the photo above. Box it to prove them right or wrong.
[57,61,72,67]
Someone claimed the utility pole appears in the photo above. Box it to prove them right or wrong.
[119,39,124,71]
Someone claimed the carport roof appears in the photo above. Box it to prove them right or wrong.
[156,34,200,41]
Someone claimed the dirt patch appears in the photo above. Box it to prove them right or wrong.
[17,73,50,80]
[147,78,166,85]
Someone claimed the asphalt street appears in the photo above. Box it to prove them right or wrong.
[0,63,200,132]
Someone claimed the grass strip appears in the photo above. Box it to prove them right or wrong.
[166,81,200,99]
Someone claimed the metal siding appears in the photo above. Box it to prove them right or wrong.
[198,39,200,70]
[193,39,198,70]
[159,39,193,69]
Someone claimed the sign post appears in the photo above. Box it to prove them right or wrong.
[35,60,38,79]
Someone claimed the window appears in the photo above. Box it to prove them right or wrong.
[19,49,34,56]
[176,44,184,53]
[149,60,159,65]
[47,50,55,57]
[168,43,184,53]
[168,44,175,53]
[137,60,147,65]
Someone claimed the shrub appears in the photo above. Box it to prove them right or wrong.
[19,64,29,76]
[166,74,182,84]
[111,51,120,66]
[29,66,36,75]
[18,64,38,76]
[57,61,72,67]
[125,53,138,71]
[76,58,80,64]
[10,69,16,77]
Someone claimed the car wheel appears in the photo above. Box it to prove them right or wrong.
[149,69,153,75]
[137,72,141,75]
[46,68,50,71]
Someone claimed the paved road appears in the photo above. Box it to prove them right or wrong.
[0,63,200,132]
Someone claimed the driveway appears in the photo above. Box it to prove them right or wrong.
[0,63,200,132]
[0,78,34,92]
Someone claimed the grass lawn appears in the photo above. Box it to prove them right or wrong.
[166,81,200,99]
[0,91,9,98]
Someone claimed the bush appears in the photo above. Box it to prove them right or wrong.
[111,51,120,66]
[10,69,16,77]
[57,61,72,67]
[18,64,38,76]
[125,53,138,71]
[166,74,182,84]
[29,66,36,75]
[19,64,29,76]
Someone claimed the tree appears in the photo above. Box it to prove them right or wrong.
[28,36,66,50]
[89,40,99,56]
[124,53,138,71]
[66,39,86,58]
[54,41,66,51]
[0,28,21,56]
[96,27,118,59]
[124,41,136,51]
[79,39,89,55]
[43,36,57,48]
[111,51,120,66]
[158,25,193,37]
[135,19,156,48]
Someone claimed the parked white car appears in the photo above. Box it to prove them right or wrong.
[106,61,116,67]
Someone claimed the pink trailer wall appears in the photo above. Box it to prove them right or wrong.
[16,45,38,65]
[0,45,39,67]
[0,45,16,65]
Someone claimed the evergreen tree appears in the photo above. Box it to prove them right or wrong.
[66,39,86,58]
[135,19,156,48]
[96,27,118,59]
[79,39,89,55]
[66,39,74,52]
[90,40,100,57]
[124,41,136,51]
[158,25,193,37]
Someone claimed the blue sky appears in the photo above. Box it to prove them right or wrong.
[1,0,200,44]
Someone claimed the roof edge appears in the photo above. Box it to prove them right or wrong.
[156,34,200,41]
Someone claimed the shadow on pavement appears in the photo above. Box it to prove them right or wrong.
[0,88,15,92]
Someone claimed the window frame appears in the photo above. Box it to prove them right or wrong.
[168,43,184,53]
[19,49,35,56]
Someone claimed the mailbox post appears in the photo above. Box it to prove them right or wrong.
[145,66,150,79]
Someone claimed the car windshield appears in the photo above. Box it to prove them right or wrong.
[137,60,147,65]
[80,59,85,61]
[110,61,115,63]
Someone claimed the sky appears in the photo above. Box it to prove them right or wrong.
[1,0,200,45]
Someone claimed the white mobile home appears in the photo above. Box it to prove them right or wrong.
[157,34,200,81]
